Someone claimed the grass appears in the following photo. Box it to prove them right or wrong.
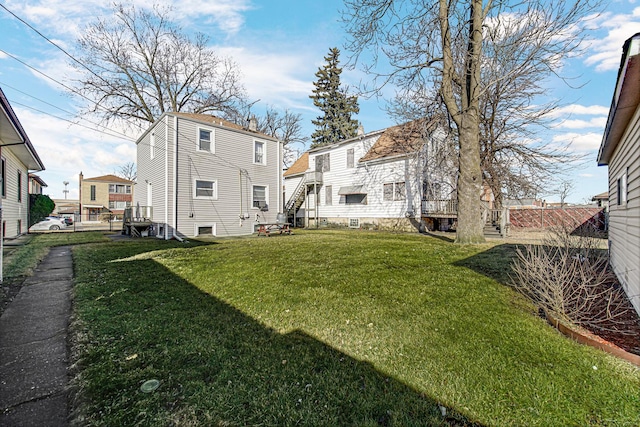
[2,232,110,281]
[70,230,640,426]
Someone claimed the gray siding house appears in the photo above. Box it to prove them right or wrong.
[598,33,640,316]
[135,112,282,238]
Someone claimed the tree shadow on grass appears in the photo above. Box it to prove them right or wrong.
[454,243,522,285]
[71,243,483,426]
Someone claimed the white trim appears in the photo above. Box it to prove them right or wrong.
[164,116,169,239]
[194,179,218,200]
[196,126,215,153]
[253,139,266,165]
[150,132,155,159]
[251,184,268,209]
[173,115,178,237]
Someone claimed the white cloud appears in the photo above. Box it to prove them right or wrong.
[552,131,602,152]
[551,104,610,117]
[583,8,640,72]
[13,107,136,198]
[217,46,315,111]
[555,117,607,129]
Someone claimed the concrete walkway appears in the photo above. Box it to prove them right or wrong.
[0,246,72,426]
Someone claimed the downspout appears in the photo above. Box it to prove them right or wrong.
[164,116,169,239]
[174,115,178,237]
[277,139,282,215]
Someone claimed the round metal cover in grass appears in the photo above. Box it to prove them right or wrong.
[140,379,160,393]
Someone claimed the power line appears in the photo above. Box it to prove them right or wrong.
[0,80,136,141]
[8,99,136,142]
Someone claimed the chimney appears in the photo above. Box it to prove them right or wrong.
[357,124,364,136]
[248,116,257,132]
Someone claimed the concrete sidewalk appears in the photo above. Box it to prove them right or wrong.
[0,246,72,426]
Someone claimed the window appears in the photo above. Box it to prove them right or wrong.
[194,180,217,199]
[254,140,266,164]
[90,185,96,201]
[253,185,267,209]
[315,153,330,172]
[349,218,360,228]
[1,157,5,198]
[346,194,367,204]
[109,201,130,209]
[17,171,22,202]
[150,132,155,159]
[617,170,628,205]
[198,128,213,152]
[109,184,131,194]
[347,148,354,168]
[383,182,406,201]
[325,185,332,205]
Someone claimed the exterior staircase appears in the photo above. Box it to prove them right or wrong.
[285,176,307,223]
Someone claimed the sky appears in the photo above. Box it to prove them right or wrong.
[0,0,638,204]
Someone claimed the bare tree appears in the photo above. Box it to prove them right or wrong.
[116,162,137,181]
[342,0,600,243]
[72,3,246,127]
[558,180,575,208]
[255,107,308,166]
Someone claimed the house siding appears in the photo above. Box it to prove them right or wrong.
[1,149,28,237]
[607,103,640,315]
[136,113,281,238]
[286,132,434,232]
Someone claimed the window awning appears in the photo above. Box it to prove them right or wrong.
[83,204,106,209]
[338,185,366,195]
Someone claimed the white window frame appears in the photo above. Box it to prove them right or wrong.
[252,185,268,209]
[383,182,406,201]
[254,139,266,165]
[194,179,218,200]
[197,127,214,153]
[194,223,217,237]
[617,169,628,206]
[347,148,354,169]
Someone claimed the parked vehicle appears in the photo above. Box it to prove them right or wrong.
[29,217,67,231]
[63,216,73,226]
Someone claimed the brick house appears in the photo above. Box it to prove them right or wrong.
[78,173,134,221]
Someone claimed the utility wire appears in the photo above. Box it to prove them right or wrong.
[0,80,135,141]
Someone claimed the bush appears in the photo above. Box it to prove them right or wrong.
[510,226,631,333]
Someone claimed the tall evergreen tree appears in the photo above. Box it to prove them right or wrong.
[309,48,360,148]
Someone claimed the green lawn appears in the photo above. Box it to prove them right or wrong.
[70,230,640,426]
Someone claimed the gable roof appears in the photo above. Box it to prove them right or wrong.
[0,86,45,171]
[172,112,278,141]
[29,173,48,187]
[598,33,640,165]
[283,152,309,177]
[359,119,432,162]
[83,174,133,184]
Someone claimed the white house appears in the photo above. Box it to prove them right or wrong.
[597,33,640,316]
[0,86,45,238]
[284,120,455,232]
[135,112,282,239]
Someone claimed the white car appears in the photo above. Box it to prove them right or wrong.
[29,217,68,231]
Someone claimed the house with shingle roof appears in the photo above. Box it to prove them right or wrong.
[79,173,134,221]
[0,86,45,238]
[284,120,455,231]
[134,112,282,238]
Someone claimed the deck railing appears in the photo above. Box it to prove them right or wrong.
[123,206,153,222]
[421,199,458,215]
[305,171,323,185]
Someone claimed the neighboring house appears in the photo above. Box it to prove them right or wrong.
[79,173,134,221]
[591,191,609,209]
[597,33,640,316]
[52,198,79,222]
[134,112,282,239]
[503,198,546,209]
[284,121,455,232]
[28,173,47,195]
[0,86,45,238]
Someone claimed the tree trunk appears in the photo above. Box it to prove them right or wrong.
[456,110,485,243]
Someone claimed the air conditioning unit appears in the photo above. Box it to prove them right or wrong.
[258,201,269,211]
